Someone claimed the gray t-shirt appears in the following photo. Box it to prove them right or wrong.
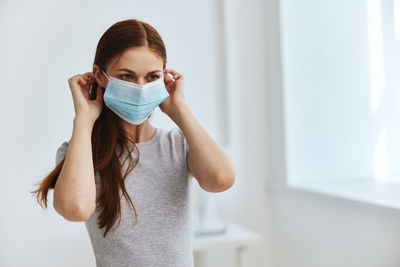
[55,127,194,267]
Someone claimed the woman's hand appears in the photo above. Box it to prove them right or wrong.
[159,68,186,119]
[68,72,103,126]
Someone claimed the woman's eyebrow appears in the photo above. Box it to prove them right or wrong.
[117,68,161,74]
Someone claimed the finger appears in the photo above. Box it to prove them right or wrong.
[80,84,90,99]
[69,75,87,94]
[70,74,83,85]
[78,75,92,86]
[81,75,91,82]
[78,75,93,87]
[74,80,86,90]
[165,69,181,80]
[164,69,178,76]
[70,81,89,99]
[82,71,95,76]
[75,76,91,98]
[164,72,174,85]
[164,68,176,73]
[77,77,87,86]
[83,75,95,85]
[82,72,95,80]
[164,71,173,81]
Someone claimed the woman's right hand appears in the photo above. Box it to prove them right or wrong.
[68,72,103,126]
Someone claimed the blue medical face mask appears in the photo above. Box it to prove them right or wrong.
[101,70,169,125]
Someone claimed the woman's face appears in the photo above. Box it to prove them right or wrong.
[95,46,164,87]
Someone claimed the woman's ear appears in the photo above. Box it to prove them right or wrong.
[93,64,107,88]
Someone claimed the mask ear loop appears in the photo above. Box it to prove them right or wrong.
[99,69,109,96]
[101,69,109,80]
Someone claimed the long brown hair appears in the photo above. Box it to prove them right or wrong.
[30,19,167,238]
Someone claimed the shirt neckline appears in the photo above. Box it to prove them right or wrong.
[129,127,160,147]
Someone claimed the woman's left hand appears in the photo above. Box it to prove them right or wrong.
[159,68,186,119]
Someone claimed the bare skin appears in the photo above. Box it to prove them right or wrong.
[53,46,236,222]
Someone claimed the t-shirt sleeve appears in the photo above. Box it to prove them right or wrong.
[55,140,101,185]
[173,127,192,177]
[55,141,70,166]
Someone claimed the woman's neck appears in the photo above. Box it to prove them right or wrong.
[122,120,156,143]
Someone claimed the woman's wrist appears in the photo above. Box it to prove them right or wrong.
[170,101,190,127]
[73,115,95,132]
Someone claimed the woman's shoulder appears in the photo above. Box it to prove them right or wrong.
[159,126,190,156]
[161,127,187,145]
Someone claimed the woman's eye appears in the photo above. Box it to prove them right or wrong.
[120,74,134,80]
[148,75,159,80]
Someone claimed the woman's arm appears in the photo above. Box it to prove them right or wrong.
[172,102,236,193]
[53,72,102,221]
[53,116,97,221]
[160,68,236,193]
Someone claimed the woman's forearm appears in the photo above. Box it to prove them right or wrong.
[53,116,97,221]
[171,102,236,192]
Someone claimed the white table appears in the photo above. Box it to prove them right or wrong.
[192,221,262,267]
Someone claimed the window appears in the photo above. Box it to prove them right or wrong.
[279,0,400,185]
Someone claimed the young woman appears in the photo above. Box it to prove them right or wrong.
[31,19,235,266]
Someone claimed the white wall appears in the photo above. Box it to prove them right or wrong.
[270,185,400,267]
[196,0,282,266]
